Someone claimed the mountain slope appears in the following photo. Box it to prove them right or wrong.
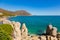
[0,8,31,17]
[15,10,31,16]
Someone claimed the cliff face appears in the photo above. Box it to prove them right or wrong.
[2,20,21,40]
[21,23,28,40]
[0,8,31,17]
[1,19,60,40]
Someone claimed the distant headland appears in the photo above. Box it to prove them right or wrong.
[0,8,31,17]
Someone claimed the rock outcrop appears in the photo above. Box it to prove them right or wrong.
[2,20,21,40]
[46,24,53,35]
[46,24,57,37]
[51,27,57,37]
[12,22,21,40]
[21,23,28,40]
[1,19,60,40]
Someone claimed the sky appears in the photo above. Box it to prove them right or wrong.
[0,0,60,15]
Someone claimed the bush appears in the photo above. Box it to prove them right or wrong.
[0,24,13,40]
[0,24,13,35]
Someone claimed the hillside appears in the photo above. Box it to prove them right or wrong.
[0,8,31,17]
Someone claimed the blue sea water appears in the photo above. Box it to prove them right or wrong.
[9,16,60,35]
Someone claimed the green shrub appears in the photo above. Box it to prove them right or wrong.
[0,24,13,35]
[0,24,13,40]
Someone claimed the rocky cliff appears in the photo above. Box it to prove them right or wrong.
[1,19,60,40]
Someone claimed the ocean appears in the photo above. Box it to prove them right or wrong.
[9,16,60,35]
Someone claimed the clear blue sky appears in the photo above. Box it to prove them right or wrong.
[0,0,60,15]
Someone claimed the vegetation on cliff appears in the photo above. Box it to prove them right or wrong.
[0,24,13,40]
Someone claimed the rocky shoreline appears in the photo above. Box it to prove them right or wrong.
[0,17,60,40]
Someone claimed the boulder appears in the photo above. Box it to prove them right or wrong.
[46,24,53,35]
[12,22,21,40]
[21,23,28,39]
[51,27,57,37]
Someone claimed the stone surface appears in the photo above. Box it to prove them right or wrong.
[51,27,57,37]
[50,37,57,40]
[46,24,53,35]
[12,22,21,40]
[21,23,28,40]
[2,19,60,40]
[30,36,40,40]
[40,35,46,40]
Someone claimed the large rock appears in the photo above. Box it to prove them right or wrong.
[46,24,57,37]
[21,23,28,40]
[12,22,21,40]
[2,20,21,40]
[46,24,53,35]
[51,27,57,37]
